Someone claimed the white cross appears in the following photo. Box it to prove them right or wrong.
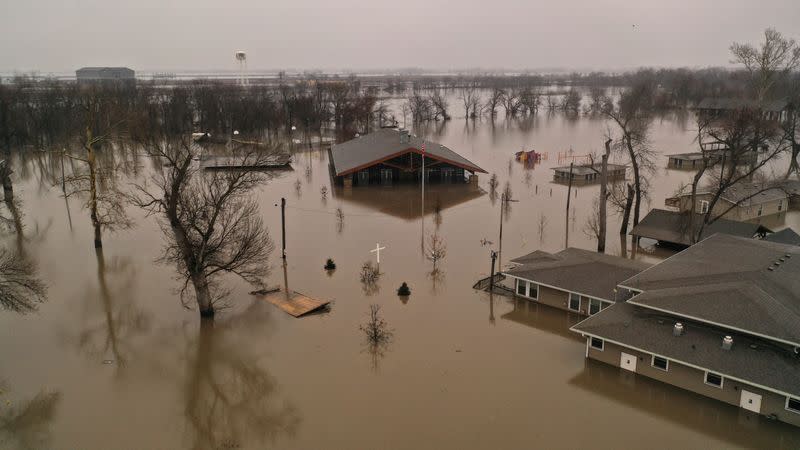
[370,243,386,264]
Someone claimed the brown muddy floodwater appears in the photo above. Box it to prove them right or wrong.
[2,107,800,449]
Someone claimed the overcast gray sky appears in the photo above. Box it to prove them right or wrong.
[2,0,799,73]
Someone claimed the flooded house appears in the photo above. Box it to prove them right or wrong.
[696,97,791,122]
[551,163,626,185]
[501,248,650,316]
[665,184,790,222]
[328,128,486,187]
[571,234,800,427]
[631,209,770,248]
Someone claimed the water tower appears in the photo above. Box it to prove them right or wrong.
[235,50,248,86]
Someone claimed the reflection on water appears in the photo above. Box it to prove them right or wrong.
[570,359,800,449]
[0,383,60,450]
[332,183,485,221]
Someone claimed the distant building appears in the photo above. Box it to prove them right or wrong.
[75,67,135,85]
[666,150,756,170]
[631,208,770,248]
[502,248,650,316]
[572,234,800,428]
[551,163,626,185]
[695,97,791,122]
[328,128,486,187]
[665,184,790,222]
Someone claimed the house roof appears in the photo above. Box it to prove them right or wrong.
[630,209,769,247]
[329,128,485,177]
[571,302,800,398]
[764,228,800,246]
[551,163,626,175]
[666,152,706,161]
[672,184,789,207]
[503,248,650,301]
[620,233,800,346]
[696,97,789,113]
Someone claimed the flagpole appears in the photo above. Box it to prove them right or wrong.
[421,140,425,218]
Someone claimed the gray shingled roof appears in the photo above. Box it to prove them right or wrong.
[551,163,626,176]
[329,128,485,176]
[620,234,800,346]
[666,152,706,161]
[571,302,800,397]
[678,184,790,206]
[696,97,789,113]
[764,228,800,246]
[503,248,650,300]
[630,209,768,247]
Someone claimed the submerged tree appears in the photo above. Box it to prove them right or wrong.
[0,386,61,450]
[133,139,276,319]
[0,248,47,314]
[425,232,447,273]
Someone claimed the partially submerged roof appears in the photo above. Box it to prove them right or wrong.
[551,163,626,175]
[630,209,769,247]
[696,97,789,113]
[666,152,705,161]
[764,228,800,246]
[620,233,800,346]
[571,302,800,398]
[503,248,650,300]
[673,184,789,206]
[329,129,485,177]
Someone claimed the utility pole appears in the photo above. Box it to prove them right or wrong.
[498,192,519,269]
[489,250,497,293]
[280,197,286,259]
[565,162,574,249]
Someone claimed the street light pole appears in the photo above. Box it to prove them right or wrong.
[489,250,497,293]
[498,192,519,270]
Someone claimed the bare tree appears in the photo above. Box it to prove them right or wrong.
[484,87,504,118]
[602,80,657,235]
[425,232,447,273]
[459,84,480,119]
[0,247,47,314]
[730,28,800,101]
[132,139,276,319]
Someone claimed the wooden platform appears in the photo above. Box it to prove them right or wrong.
[261,290,330,317]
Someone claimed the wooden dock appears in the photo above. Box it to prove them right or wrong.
[260,290,330,317]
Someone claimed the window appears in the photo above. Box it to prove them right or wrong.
[757,205,763,216]
[528,283,538,299]
[700,200,709,214]
[787,397,800,414]
[589,298,603,315]
[704,372,723,388]
[651,355,669,371]
[569,293,581,312]
[516,279,526,296]
[778,200,784,212]
[590,337,604,350]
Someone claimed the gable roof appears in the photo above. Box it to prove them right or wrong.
[630,209,769,247]
[551,163,626,175]
[620,233,800,346]
[672,184,789,206]
[503,248,650,301]
[329,129,485,177]
[571,302,800,398]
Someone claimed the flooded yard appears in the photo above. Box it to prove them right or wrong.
[2,108,799,449]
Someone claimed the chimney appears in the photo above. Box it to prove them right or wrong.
[722,335,733,350]
[673,323,684,336]
[399,129,409,144]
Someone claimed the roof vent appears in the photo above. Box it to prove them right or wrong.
[767,266,775,271]
[399,129,410,144]
[673,323,684,336]
[722,335,733,350]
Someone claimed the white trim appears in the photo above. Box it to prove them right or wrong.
[651,355,669,372]
[502,274,613,304]
[704,371,724,389]
[568,328,798,399]
[700,200,709,214]
[786,396,800,414]
[625,299,800,349]
[568,292,582,312]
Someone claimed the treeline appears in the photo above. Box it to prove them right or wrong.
[0,78,382,150]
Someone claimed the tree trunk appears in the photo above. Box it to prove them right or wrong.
[619,183,634,236]
[597,139,611,253]
[85,125,103,249]
[192,271,215,318]
[2,146,12,203]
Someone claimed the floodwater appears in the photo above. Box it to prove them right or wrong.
[2,103,800,449]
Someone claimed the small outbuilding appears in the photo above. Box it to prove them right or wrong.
[631,208,770,248]
[551,163,626,185]
[76,67,135,86]
[328,129,485,187]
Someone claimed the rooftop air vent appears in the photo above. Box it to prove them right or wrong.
[722,335,733,350]
[673,323,684,336]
